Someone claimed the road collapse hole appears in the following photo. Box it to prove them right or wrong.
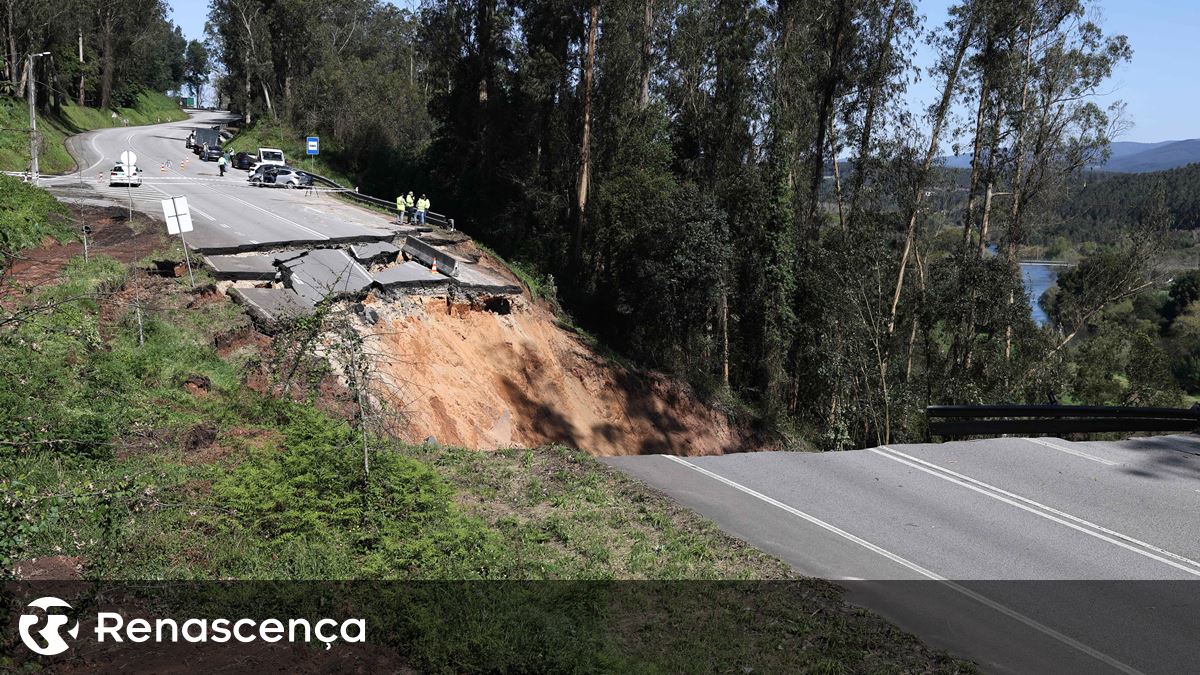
[482,296,512,315]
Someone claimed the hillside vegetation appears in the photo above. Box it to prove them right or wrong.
[0,184,968,672]
[0,92,187,174]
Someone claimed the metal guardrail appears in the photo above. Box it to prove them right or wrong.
[304,172,454,230]
[927,404,1200,438]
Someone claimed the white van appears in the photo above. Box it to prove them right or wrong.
[255,148,286,168]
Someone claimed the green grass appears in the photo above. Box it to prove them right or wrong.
[0,91,186,174]
[0,173,74,262]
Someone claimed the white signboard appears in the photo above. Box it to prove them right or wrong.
[120,151,137,166]
[161,196,193,234]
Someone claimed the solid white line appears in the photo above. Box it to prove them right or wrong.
[1025,437,1118,466]
[874,447,1200,576]
[660,455,1143,675]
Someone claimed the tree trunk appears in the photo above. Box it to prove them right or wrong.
[639,0,654,109]
[720,288,730,389]
[99,11,114,110]
[571,2,599,270]
[6,2,16,85]
[1005,17,1036,361]
[847,0,902,228]
[961,69,990,248]
[77,28,85,106]
[829,115,845,231]
[807,0,850,231]
[886,13,976,336]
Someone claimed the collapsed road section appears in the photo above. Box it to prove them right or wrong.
[208,228,521,329]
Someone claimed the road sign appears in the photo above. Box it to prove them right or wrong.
[120,150,136,166]
[161,196,193,234]
[306,136,319,156]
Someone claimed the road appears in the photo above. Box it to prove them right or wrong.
[42,111,398,253]
[605,435,1200,674]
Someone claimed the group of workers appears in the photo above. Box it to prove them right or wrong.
[396,191,432,225]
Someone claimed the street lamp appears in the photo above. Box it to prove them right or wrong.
[28,51,51,185]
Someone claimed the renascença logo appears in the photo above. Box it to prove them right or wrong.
[16,596,367,655]
[19,597,80,656]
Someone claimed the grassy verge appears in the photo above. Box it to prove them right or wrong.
[0,174,74,263]
[0,91,185,174]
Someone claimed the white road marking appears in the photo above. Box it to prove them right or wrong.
[661,454,1143,675]
[1025,437,1118,466]
[219,223,230,229]
[873,446,1200,577]
[249,239,259,244]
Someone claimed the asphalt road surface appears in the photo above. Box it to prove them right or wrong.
[42,111,398,253]
[605,435,1200,674]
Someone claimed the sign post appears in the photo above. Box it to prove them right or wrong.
[306,136,319,176]
[120,150,137,221]
[161,196,196,288]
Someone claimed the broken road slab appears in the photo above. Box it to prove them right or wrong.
[281,248,374,304]
[451,264,523,295]
[401,235,462,276]
[350,241,400,264]
[228,287,314,328]
[203,254,280,281]
[373,260,450,290]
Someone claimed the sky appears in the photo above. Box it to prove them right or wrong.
[165,0,1198,143]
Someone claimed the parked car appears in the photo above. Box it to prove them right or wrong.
[248,164,284,185]
[250,166,313,188]
[109,162,141,187]
[232,151,254,170]
[199,145,224,162]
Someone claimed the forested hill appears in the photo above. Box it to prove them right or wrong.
[1055,163,1200,240]
[207,0,1150,447]
[1,2,202,117]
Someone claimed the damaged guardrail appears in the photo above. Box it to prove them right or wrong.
[926,404,1200,438]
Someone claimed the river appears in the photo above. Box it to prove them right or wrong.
[1020,262,1059,327]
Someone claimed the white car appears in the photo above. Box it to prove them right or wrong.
[109,162,142,187]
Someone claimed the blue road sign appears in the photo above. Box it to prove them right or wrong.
[306,136,320,156]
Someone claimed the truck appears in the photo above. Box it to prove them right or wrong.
[190,127,222,154]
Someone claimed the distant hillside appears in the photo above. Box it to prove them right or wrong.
[941,139,1200,173]
[1102,139,1200,173]
[1051,162,1200,243]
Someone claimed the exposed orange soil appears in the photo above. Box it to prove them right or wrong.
[364,293,752,456]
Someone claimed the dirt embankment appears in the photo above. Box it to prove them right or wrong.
[363,292,751,456]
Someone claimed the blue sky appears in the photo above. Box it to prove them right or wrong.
[166,0,1197,143]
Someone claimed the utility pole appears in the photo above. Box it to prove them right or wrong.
[27,51,50,185]
[78,29,85,105]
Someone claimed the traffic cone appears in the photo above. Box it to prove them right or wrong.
[431,259,438,275]
[160,163,165,173]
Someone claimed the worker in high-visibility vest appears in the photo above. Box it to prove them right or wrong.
[416,194,430,225]
[405,191,415,223]
[396,194,406,223]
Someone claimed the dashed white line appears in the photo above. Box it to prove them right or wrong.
[660,454,1143,675]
